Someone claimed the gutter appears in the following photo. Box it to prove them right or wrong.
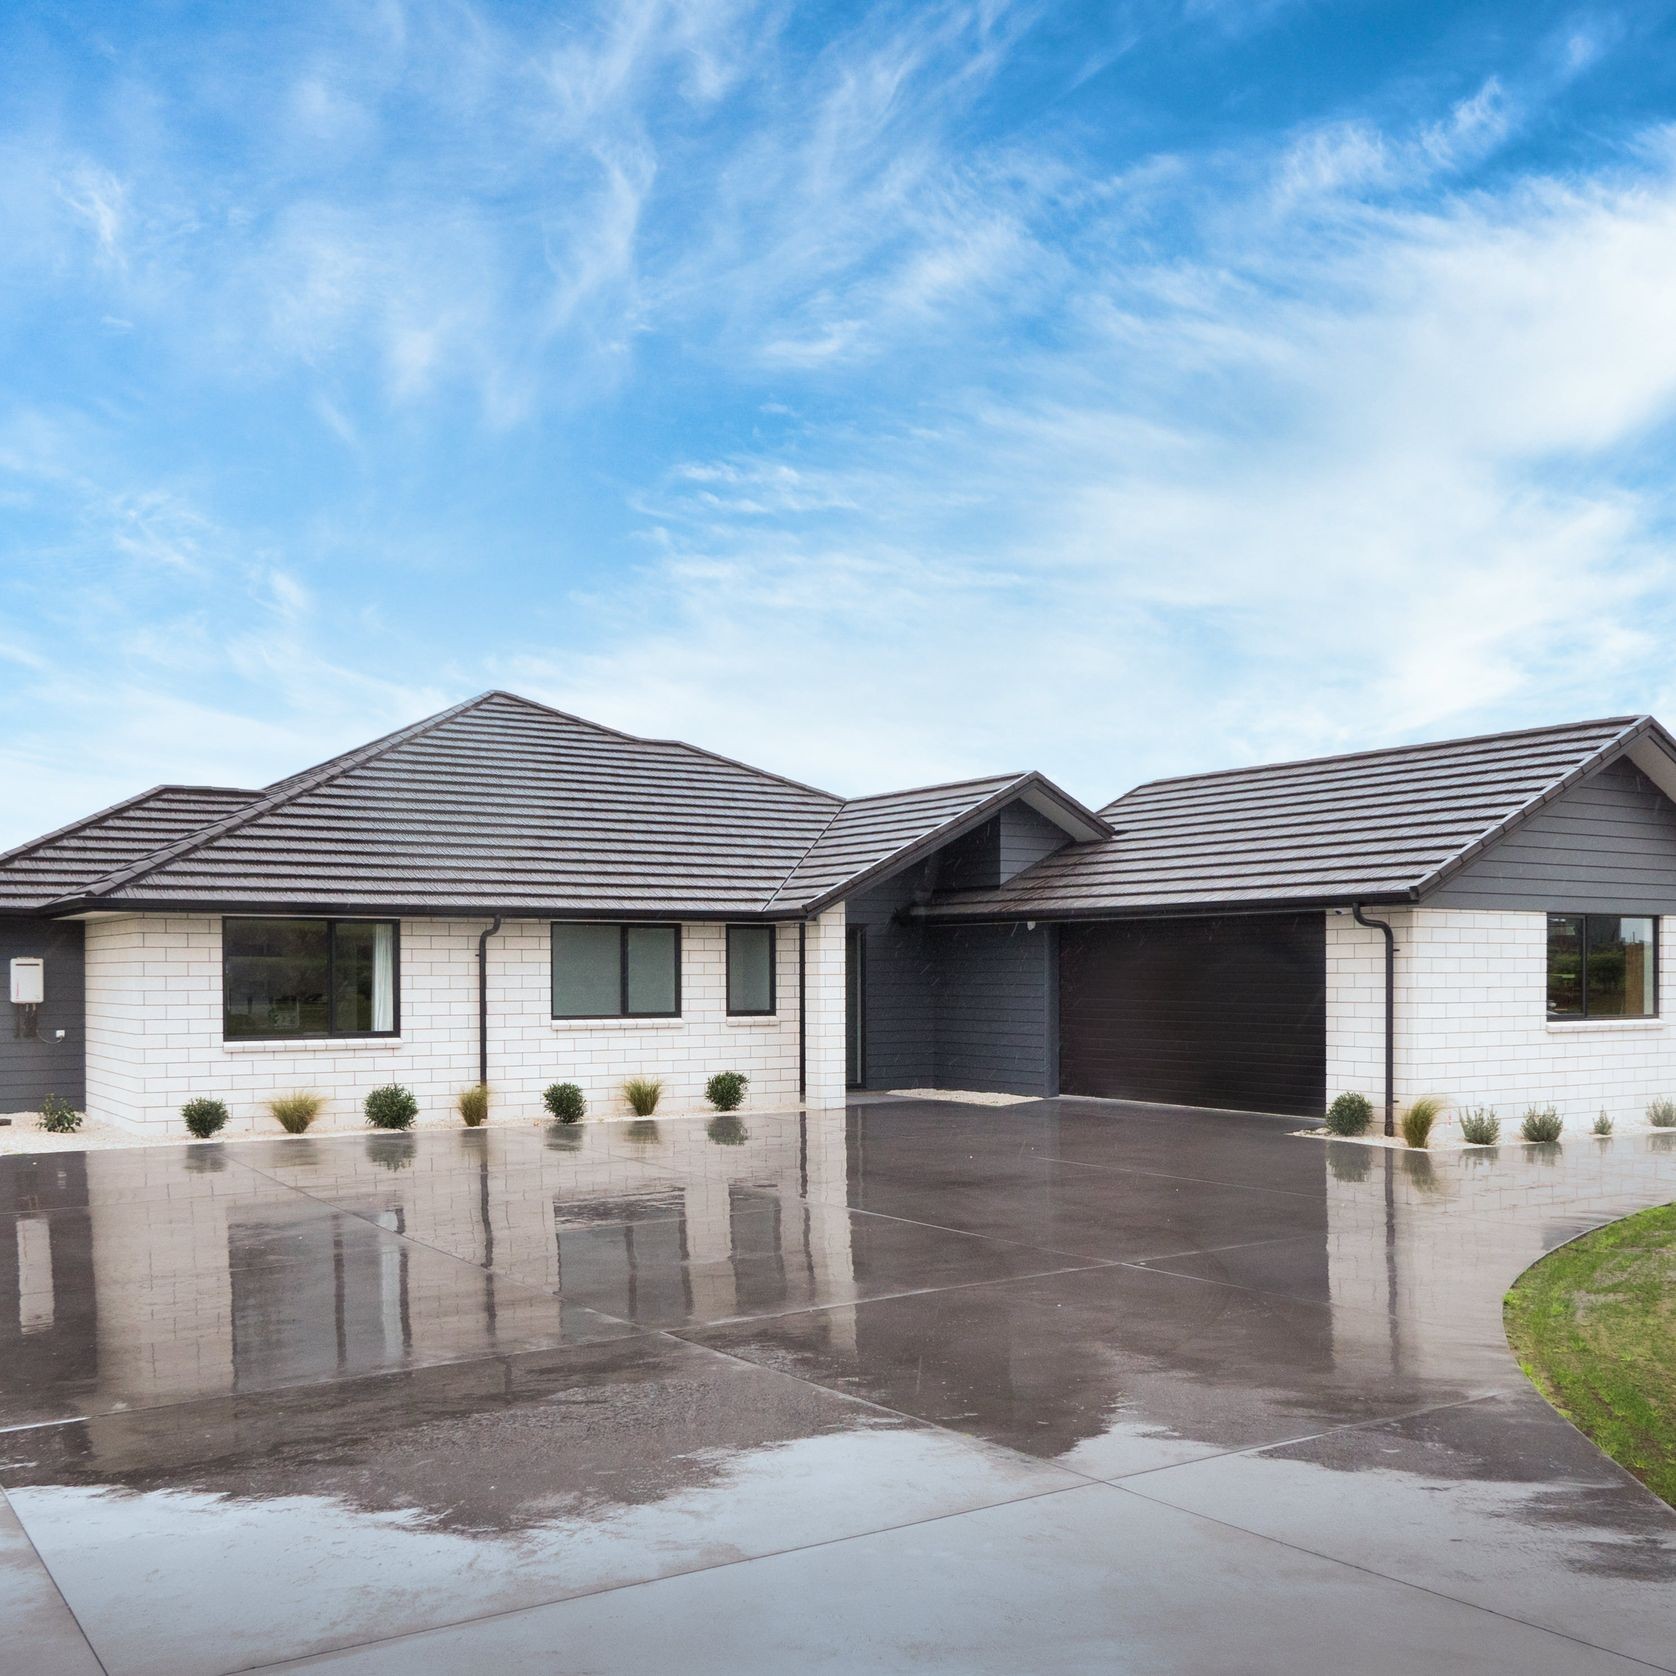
[477,916,503,1089]
[1352,905,1396,1137]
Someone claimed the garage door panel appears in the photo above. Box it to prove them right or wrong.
[1058,914,1325,1117]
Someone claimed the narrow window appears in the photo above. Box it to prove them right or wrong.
[727,924,777,1015]
[223,917,399,1040]
[1547,914,1658,1019]
[551,923,681,1018]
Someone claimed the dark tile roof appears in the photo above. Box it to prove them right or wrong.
[17,693,1084,919]
[0,786,260,913]
[923,716,1660,920]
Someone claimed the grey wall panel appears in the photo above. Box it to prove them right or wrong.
[997,803,1069,882]
[1430,757,1676,913]
[0,919,85,1111]
[930,922,1056,1096]
[844,865,936,1089]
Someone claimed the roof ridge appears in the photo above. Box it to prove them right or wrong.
[1105,715,1647,809]
[486,690,842,803]
[839,770,1028,806]
[57,693,498,906]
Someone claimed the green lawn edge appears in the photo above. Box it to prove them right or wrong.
[1504,1201,1676,1509]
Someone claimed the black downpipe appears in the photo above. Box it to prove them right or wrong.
[1353,905,1396,1136]
[477,916,504,1089]
[797,921,808,1102]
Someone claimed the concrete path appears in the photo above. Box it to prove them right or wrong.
[1,1099,1672,1673]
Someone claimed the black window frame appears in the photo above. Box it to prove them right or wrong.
[1546,912,1659,1021]
[221,915,402,1042]
[726,923,779,1017]
[550,922,683,1020]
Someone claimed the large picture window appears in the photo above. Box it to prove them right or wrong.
[552,923,681,1018]
[727,924,777,1015]
[1546,914,1658,1020]
[223,917,399,1040]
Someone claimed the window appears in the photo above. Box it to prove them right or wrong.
[223,918,398,1040]
[727,924,777,1015]
[551,923,681,1018]
[1547,914,1658,1020]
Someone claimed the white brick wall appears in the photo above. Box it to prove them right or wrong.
[84,908,848,1133]
[1326,906,1676,1126]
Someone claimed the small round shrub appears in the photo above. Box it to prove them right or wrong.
[544,1082,586,1124]
[1400,1095,1443,1150]
[181,1097,229,1139]
[705,1071,748,1112]
[364,1083,419,1131]
[1521,1104,1563,1143]
[1594,1110,1615,1137]
[1323,1092,1372,1137]
[269,1092,322,1134]
[457,1085,490,1127]
[1457,1106,1500,1146]
[1648,1097,1676,1128]
[37,1094,80,1134]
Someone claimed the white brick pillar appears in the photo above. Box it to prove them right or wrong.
[802,904,848,1108]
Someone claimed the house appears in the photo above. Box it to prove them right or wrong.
[3,692,1674,1133]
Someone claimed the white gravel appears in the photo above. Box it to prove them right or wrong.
[885,1087,1038,1106]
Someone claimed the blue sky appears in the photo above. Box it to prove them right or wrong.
[5,1,1676,846]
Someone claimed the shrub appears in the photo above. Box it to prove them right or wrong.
[37,1094,80,1134]
[1648,1097,1676,1128]
[1323,1092,1372,1136]
[1458,1106,1500,1146]
[181,1097,229,1139]
[543,1082,586,1124]
[1594,1110,1615,1137]
[457,1085,490,1127]
[364,1083,419,1131]
[707,1113,748,1147]
[623,1076,663,1116]
[1521,1105,1563,1143]
[1400,1095,1443,1150]
[705,1071,749,1113]
[269,1092,323,1134]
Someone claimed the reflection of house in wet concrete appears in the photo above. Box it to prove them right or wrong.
[0,1111,860,1421]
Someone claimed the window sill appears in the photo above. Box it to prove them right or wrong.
[725,1015,781,1029]
[223,1037,402,1053]
[1544,1019,1665,1034]
[549,1017,685,1032]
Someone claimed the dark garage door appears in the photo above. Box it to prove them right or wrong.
[1058,913,1325,1117]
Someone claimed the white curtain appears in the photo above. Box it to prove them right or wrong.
[372,923,395,1032]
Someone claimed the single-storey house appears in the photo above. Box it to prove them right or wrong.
[3,691,1675,1133]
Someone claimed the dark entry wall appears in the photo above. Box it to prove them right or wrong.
[1058,913,1325,1117]
[0,919,86,1112]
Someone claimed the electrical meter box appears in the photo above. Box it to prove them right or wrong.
[10,958,44,1006]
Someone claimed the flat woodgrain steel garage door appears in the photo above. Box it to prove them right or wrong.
[1058,913,1325,1116]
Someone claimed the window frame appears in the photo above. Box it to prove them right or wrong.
[550,922,683,1020]
[1545,912,1659,1021]
[726,923,779,1017]
[221,915,402,1042]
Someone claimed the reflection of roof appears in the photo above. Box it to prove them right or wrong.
[6,691,1101,919]
[925,716,1665,920]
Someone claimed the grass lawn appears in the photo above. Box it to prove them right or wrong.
[1505,1202,1676,1508]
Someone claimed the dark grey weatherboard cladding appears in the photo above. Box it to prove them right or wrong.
[0,920,85,1110]
[1058,913,1325,1117]
[926,716,1647,920]
[1430,757,1676,913]
[843,866,936,1090]
[929,922,1057,1097]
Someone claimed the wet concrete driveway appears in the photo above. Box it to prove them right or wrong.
[3,1099,1674,1674]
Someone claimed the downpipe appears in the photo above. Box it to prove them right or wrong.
[1352,905,1396,1137]
[477,916,504,1089]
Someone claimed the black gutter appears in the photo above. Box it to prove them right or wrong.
[1353,905,1396,1137]
[40,899,817,923]
[477,916,503,1088]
